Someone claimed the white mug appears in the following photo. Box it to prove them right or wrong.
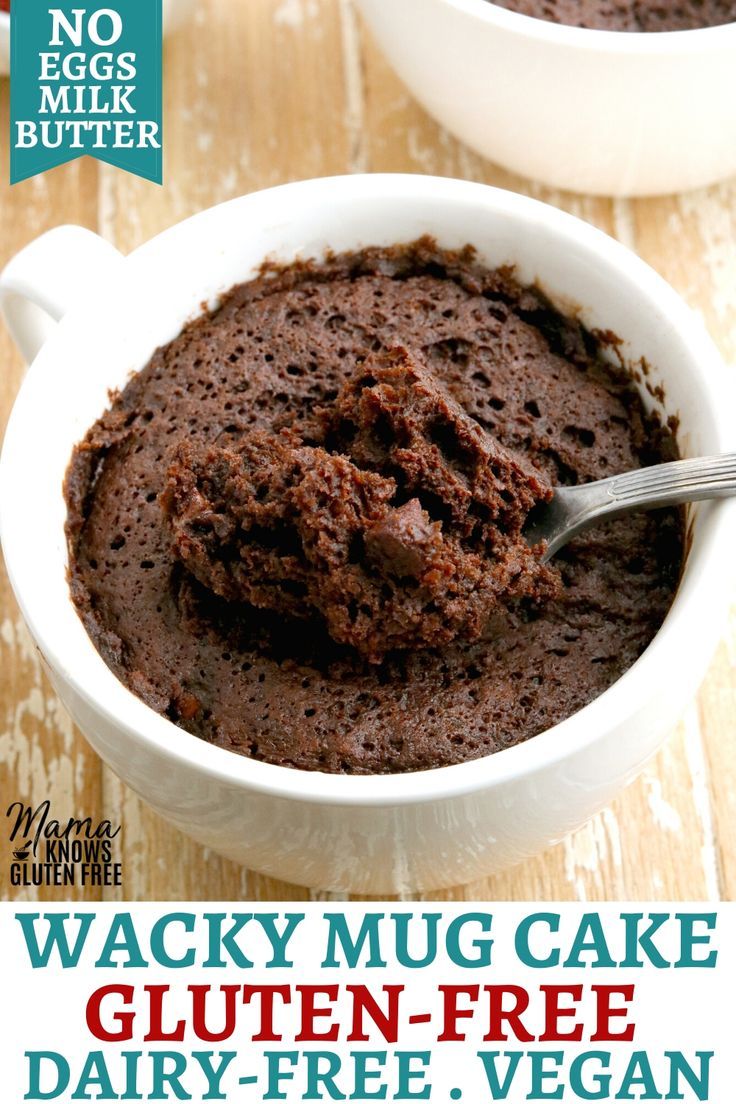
[356,0,736,197]
[1,175,734,893]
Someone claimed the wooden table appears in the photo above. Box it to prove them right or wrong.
[1,0,734,903]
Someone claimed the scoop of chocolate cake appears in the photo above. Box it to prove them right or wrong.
[328,345,550,541]
[161,347,558,662]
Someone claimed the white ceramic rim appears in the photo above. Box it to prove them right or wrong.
[447,0,736,49]
[1,174,735,808]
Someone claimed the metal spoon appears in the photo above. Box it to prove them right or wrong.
[524,453,736,561]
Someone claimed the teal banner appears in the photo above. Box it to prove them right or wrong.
[10,1,163,184]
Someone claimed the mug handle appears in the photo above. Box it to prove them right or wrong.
[0,225,124,364]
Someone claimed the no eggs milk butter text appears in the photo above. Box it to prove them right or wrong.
[14,9,160,154]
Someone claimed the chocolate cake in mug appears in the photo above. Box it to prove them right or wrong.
[65,239,682,774]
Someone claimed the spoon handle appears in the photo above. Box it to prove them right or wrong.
[534,453,736,559]
[604,452,736,509]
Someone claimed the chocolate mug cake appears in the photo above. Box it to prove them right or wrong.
[65,239,683,774]
[489,0,736,31]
